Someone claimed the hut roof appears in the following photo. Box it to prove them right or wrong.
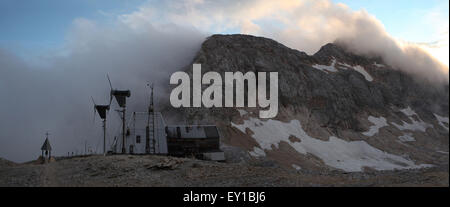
[41,138,52,151]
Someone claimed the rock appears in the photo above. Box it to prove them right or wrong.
[0,157,17,167]
[147,157,184,170]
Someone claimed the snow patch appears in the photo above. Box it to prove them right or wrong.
[392,107,433,132]
[434,114,449,131]
[337,63,374,81]
[373,62,385,68]
[400,107,417,117]
[398,133,415,142]
[237,109,248,116]
[437,151,449,154]
[248,147,266,157]
[231,118,431,172]
[362,116,388,136]
[352,65,373,81]
[312,59,338,73]
[292,164,301,170]
[392,119,431,132]
[337,62,352,69]
[313,60,374,82]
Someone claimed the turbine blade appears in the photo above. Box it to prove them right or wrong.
[91,96,96,105]
[107,74,113,90]
[109,93,113,106]
[93,105,96,123]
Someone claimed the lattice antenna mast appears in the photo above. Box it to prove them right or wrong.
[145,82,156,154]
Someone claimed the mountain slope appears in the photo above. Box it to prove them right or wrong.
[165,34,449,172]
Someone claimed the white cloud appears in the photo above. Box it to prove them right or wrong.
[0,11,206,162]
[118,0,448,83]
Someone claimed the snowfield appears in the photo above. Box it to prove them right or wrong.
[373,62,385,68]
[237,109,249,116]
[292,164,302,170]
[434,114,449,131]
[337,62,373,81]
[398,133,416,142]
[352,65,373,81]
[392,107,433,132]
[248,147,266,157]
[312,59,338,73]
[231,118,432,172]
[401,107,418,117]
[313,60,374,81]
[362,116,388,136]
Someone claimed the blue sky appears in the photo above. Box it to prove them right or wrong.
[0,0,448,62]
[338,0,448,42]
[0,0,146,59]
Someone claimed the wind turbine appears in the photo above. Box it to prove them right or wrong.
[107,74,131,154]
[91,96,110,155]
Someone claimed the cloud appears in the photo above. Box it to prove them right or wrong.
[120,0,448,82]
[0,17,205,162]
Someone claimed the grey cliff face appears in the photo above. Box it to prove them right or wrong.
[179,34,448,131]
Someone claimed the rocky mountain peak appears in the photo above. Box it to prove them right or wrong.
[194,34,312,68]
[181,34,449,124]
[314,42,347,58]
[169,34,449,172]
[313,42,382,66]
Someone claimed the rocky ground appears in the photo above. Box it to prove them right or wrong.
[0,155,448,187]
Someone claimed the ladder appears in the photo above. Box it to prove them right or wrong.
[146,113,156,154]
[146,83,158,154]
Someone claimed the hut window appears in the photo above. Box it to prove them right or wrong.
[136,135,141,143]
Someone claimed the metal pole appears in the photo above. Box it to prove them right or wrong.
[146,111,150,154]
[153,111,156,153]
[103,119,106,155]
[122,108,126,154]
